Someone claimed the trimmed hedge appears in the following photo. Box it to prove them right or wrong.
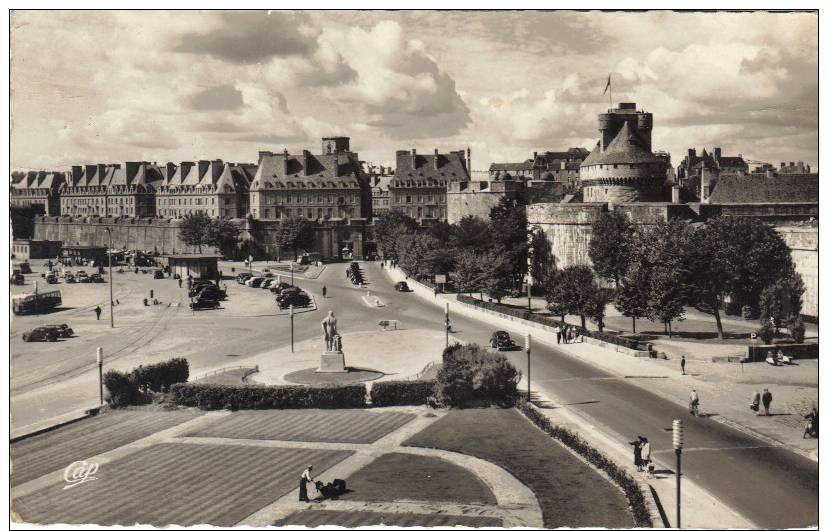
[517,400,652,527]
[103,358,189,408]
[170,382,367,410]
[370,380,435,406]
[102,370,143,408]
[456,294,643,351]
[434,344,520,407]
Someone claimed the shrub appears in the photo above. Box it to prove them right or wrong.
[132,358,189,393]
[723,301,741,316]
[757,323,775,345]
[517,400,651,527]
[434,344,520,407]
[787,316,806,343]
[102,369,141,408]
[370,380,435,406]
[741,304,759,320]
[169,383,366,410]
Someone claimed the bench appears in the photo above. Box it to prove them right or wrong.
[378,320,400,330]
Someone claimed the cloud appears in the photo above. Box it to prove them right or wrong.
[185,84,244,111]
[173,11,318,64]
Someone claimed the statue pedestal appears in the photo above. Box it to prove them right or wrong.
[317,350,347,373]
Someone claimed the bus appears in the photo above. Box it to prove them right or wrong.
[12,290,62,315]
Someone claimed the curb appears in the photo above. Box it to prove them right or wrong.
[11,406,101,443]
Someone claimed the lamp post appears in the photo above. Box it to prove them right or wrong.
[525,333,532,402]
[104,227,114,328]
[290,262,295,287]
[96,347,104,405]
[673,419,684,528]
[445,302,450,348]
[289,304,295,353]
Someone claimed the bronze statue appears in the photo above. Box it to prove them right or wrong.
[321,310,338,351]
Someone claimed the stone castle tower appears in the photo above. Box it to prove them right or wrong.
[579,102,667,203]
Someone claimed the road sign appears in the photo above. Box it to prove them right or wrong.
[435,274,447,284]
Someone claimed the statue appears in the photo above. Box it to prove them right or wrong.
[321,311,338,352]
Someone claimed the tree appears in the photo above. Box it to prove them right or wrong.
[528,228,556,292]
[642,220,692,336]
[275,216,315,260]
[454,249,485,297]
[206,218,241,258]
[426,220,453,244]
[479,251,514,303]
[178,212,212,253]
[544,265,598,328]
[614,262,650,334]
[589,210,634,286]
[374,211,419,259]
[450,215,492,254]
[398,233,446,281]
[585,288,610,332]
[759,272,805,330]
[489,197,529,292]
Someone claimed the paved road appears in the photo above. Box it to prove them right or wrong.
[12,260,818,528]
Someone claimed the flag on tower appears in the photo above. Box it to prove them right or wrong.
[603,74,611,95]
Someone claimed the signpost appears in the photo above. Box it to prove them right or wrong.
[445,303,450,348]
[97,347,104,405]
[289,304,295,353]
[435,274,446,293]
[525,333,532,402]
[673,419,684,528]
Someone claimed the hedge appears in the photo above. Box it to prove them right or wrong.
[434,344,520,407]
[456,294,643,351]
[170,382,367,410]
[103,358,190,408]
[517,400,652,527]
[370,380,435,406]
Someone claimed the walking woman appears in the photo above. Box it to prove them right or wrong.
[628,437,643,471]
[640,437,652,478]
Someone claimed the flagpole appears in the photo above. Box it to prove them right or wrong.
[609,74,613,109]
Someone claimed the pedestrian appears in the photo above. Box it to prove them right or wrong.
[628,437,643,471]
[750,390,761,413]
[762,388,773,416]
[94,306,102,320]
[178,277,182,288]
[150,289,154,299]
[554,325,561,344]
[640,437,652,478]
[322,285,327,298]
[299,465,314,502]
[680,355,686,375]
[689,389,700,416]
[568,327,575,344]
[804,407,818,438]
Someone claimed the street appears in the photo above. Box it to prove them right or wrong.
[10,260,818,528]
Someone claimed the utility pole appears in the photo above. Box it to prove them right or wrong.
[526,333,532,402]
[105,227,114,328]
[97,347,104,405]
[289,304,295,353]
[290,262,294,287]
[673,419,684,528]
[445,302,450,348]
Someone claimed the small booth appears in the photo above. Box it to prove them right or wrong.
[12,239,62,260]
[164,254,221,280]
[61,245,108,267]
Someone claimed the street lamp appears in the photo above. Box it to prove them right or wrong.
[96,347,104,405]
[289,304,295,353]
[290,262,295,287]
[525,333,532,402]
[104,227,114,328]
[445,302,450,348]
[673,419,684,528]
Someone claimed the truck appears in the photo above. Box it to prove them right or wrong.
[12,290,62,315]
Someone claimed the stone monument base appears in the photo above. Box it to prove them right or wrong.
[316,350,347,373]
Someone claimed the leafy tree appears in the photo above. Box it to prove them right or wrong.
[641,220,692,336]
[589,210,634,286]
[614,262,650,333]
[374,211,419,259]
[178,212,212,253]
[426,220,453,244]
[544,265,598,328]
[759,272,805,330]
[528,228,556,292]
[454,249,485,297]
[585,288,610,333]
[206,218,241,258]
[788,316,806,343]
[450,215,492,254]
[398,233,447,281]
[275,216,315,260]
[479,251,514,303]
[489,197,529,292]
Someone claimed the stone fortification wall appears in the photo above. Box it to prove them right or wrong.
[775,225,818,318]
[526,203,606,269]
[697,202,818,222]
[446,181,519,223]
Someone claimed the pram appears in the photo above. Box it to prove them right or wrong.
[315,479,347,499]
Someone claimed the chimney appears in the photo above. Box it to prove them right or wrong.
[434,149,439,170]
[379,165,385,176]
[411,149,417,169]
[714,147,722,161]
[333,154,340,177]
[781,162,786,168]
[198,160,210,179]
[466,147,471,173]
[303,150,311,176]
[283,148,289,175]
[258,150,273,164]
[533,151,538,160]
[700,166,710,203]
[672,185,681,204]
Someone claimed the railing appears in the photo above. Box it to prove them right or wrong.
[197,364,259,379]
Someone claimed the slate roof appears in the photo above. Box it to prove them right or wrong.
[160,161,255,192]
[10,171,66,190]
[708,173,819,203]
[581,122,661,166]
[392,151,469,185]
[250,151,364,191]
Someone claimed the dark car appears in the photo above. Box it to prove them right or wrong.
[192,284,226,301]
[22,326,59,342]
[153,269,165,279]
[490,331,518,350]
[11,273,24,285]
[237,272,252,284]
[77,271,89,283]
[90,273,105,283]
[269,281,292,295]
[248,277,265,288]
[190,297,220,310]
[394,281,411,292]
[43,324,74,338]
[278,290,311,310]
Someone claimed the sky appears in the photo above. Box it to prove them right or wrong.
[10,10,818,172]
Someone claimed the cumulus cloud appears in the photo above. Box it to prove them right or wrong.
[185,84,244,111]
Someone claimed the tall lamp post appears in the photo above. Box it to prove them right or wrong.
[527,231,534,312]
[525,333,532,402]
[445,302,450,348]
[290,262,295,287]
[289,304,295,353]
[96,347,104,405]
[673,419,684,528]
[104,227,114,328]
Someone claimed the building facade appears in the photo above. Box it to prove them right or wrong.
[488,148,589,185]
[61,162,164,217]
[249,137,370,221]
[10,170,66,215]
[389,148,470,221]
[156,160,255,219]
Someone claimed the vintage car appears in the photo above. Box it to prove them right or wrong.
[394,281,411,292]
[490,330,519,350]
[22,326,60,342]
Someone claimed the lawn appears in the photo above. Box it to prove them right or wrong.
[183,409,415,444]
[193,367,257,385]
[13,443,352,527]
[11,408,202,486]
[275,509,502,527]
[404,407,634,528]
[343,452,496,505]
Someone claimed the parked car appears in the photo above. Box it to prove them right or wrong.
[45,272,59,284]
[193,284,226,301]
[190,297,220,310]
[11,273,25,285]
[90,273,105,283]
[77,271,89,283]
[490,330,519,350]
[269,281,292,294]
[17,262,33,274]
[64,272,76,283]
[237,273,252,284]
[278,289,311,310]
[261,278,276,289]
[42,323,74,338]
[247,277,265,288]
[153,269,165,279]
[394,281,411,292]
[22,326,60,342]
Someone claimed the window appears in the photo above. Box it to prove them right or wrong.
[406,195,412,203]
